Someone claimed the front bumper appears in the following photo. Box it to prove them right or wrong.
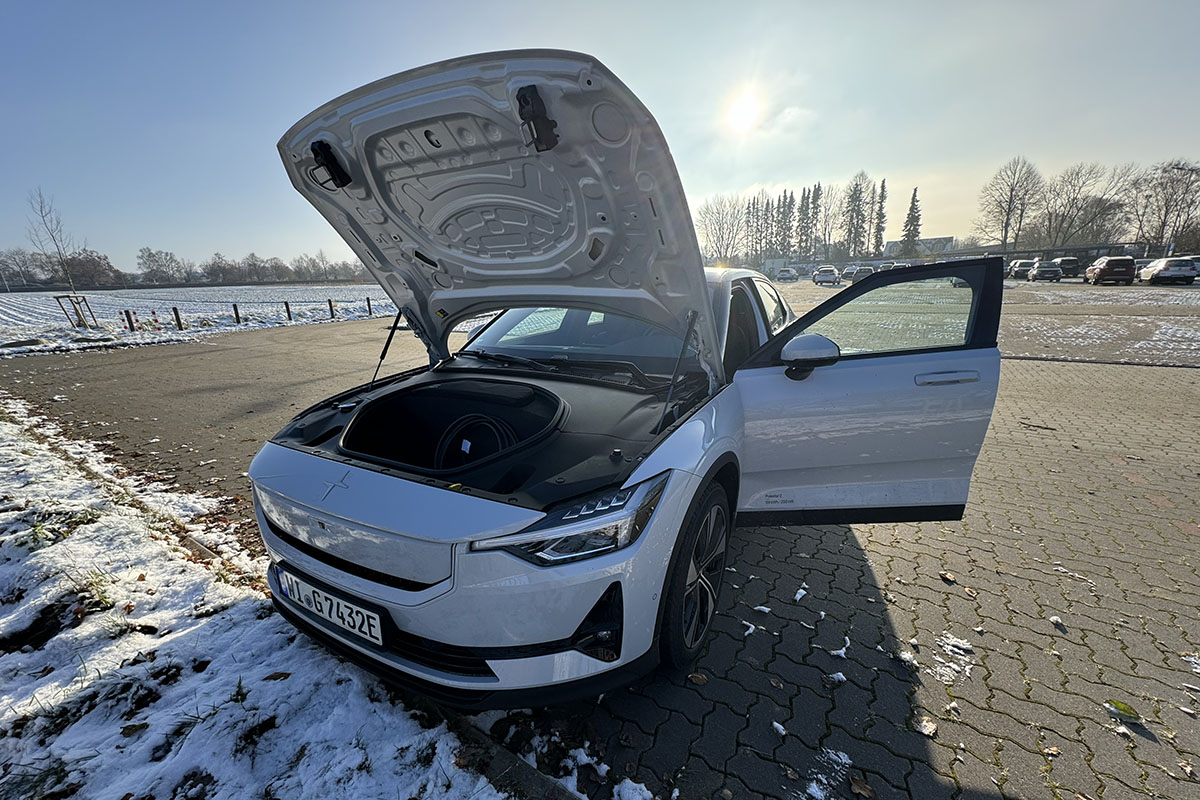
[254,464,701,703]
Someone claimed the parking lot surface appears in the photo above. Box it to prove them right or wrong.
[1,290,1198,799]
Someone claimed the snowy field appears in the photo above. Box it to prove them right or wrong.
[0,392,652,800]
[0,285,400,357]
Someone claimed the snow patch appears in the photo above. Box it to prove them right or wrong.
[0,391,503,799]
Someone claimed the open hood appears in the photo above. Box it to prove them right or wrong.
[278,49,722,381]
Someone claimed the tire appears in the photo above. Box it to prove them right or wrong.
[660,483,730,671]
[1125,280,1133,286]
[1187,278,1195,285]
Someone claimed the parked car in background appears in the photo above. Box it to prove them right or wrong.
[1137,257,1197,285]
[776,267,799,282]
[1051,257,1081,278]
[1027,262,1062,282]
[1135,259,1152,270]
[848,265,875,283]
[1086,256,1136,285]
[840,265,859,282]
[812,265,841,285]
[1008,260,1036,279]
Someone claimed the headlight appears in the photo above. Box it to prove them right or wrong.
[469,473,669,566]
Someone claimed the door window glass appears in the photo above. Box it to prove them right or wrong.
[799,277,975,356]
[752,280,789,333]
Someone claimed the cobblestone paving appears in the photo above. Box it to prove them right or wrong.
[484,360,1200,800]
[2,312,1199,798]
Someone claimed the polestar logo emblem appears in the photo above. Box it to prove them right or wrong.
[320,470,351,501]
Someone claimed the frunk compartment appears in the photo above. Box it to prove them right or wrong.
[340,378,565,473]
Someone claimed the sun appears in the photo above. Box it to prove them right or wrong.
[725,86,764,134]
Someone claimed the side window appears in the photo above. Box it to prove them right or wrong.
[798,277,976,357]
[752,280,789,334]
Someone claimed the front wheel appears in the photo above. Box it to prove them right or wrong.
[660,483,730,671]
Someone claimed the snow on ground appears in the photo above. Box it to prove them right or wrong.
[0,393,504,800]
[0,284,401,357]
[1005,281,1200,306]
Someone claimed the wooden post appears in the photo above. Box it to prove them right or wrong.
[172,307,184,330]
[233,303,241,324]
[284,301,292,321]
[328,299,335,319]
[124,310,134,331]
[366,297,372,315]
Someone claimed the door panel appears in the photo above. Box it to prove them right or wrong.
[733,258,1004,524]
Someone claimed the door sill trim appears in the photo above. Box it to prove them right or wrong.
[736,504,965,527]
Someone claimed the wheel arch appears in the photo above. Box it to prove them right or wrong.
[650,452,740,653]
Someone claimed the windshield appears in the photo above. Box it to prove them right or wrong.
[463,307,699,379]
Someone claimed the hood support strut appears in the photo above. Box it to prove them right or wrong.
[656,309,698,435]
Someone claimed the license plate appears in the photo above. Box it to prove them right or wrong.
[276,567,383,646]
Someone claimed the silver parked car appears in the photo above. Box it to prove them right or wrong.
[1137,258,1197,285]
[1026,262,1062,282]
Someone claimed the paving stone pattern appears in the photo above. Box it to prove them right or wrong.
[488,360,1200,800]
[2,317,1198,798]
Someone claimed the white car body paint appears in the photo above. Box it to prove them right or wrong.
[250,51,1004,706]
[736,348,1000,511]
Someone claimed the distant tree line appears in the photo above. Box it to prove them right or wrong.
[0,188,370,292]
[695,172,922,266]
[973,157,1200,255]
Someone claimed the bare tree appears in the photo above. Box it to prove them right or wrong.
[695,193,746,264]
[974,157,1043,252]
[817,184,843,261]
[1126,160,1200,256]
[0,248,37,291]
[1028,162,1135,247]
[26,188,78,292]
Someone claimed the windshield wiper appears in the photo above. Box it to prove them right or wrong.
[457,349,553,371]
[544,357,664,389]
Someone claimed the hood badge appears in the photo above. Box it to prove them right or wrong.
[320,470,352,501]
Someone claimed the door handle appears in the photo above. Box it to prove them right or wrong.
[915,370,980,386]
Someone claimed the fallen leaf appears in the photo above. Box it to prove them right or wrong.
[122,602,135,614]
[1104,699,1141,722]
[687,672,708,686]
[915,716,938,737]
[263,671,291,681]
[784,766,800,780]
[1044,747,1062,757]
[136,573,146,581]
[939,571,956,584]
[769,677,784,690]
[1180,760,1193,779]
[964,587,978,598]
[849,773,876,798]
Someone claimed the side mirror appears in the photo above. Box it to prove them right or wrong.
[781,333,840,381]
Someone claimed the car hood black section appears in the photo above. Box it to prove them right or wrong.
[271,367,682,510]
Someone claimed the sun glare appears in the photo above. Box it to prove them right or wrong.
[725,86,763,134]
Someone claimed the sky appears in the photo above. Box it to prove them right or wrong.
[3,0,1198,271]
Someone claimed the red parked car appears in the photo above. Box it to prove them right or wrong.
[1085,256,1135,286]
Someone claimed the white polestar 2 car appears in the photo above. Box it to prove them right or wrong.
[250,50,1004,708]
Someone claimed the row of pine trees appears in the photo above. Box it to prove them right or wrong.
[741,175,923,266]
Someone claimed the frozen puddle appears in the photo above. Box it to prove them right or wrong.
[0,393,503,799]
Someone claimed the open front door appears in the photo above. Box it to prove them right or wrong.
[733,258,1004,525]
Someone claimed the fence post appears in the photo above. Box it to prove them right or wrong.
[172,307,184,331]
[233,303,241,324]
[284,301,292,321]
[124,310,134,331]
[366,297,372,316]
[328,299,335,319]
